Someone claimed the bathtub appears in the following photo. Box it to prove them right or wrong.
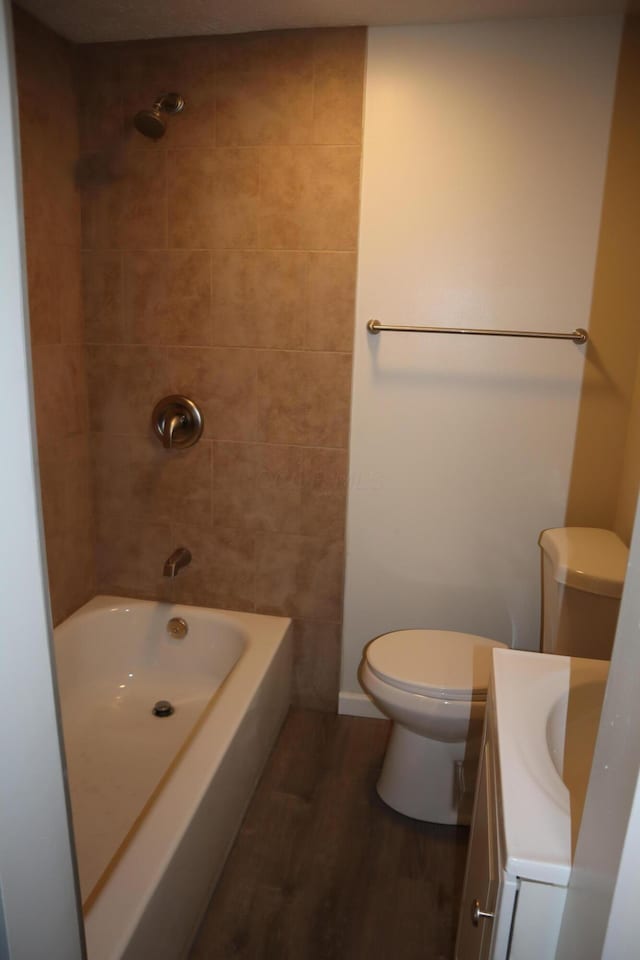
[53,595,292,960]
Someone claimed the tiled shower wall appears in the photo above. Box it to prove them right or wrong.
[14,8,95,624]
[78,29,365,708]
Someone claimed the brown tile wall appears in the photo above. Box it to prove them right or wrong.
[77,28,365,710]
[13,8,95,624]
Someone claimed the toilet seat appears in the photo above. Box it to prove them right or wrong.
[365,629,508,701]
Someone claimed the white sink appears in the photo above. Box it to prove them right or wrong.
[545,667,608,853]
[492,649,608,886]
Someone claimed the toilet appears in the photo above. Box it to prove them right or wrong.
[360,630,506,823]
[359,526,628,825]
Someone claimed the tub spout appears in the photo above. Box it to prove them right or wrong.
[163,547,191,578]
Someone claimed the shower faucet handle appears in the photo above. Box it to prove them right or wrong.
[163,412,187,449]
[152,395,203,450]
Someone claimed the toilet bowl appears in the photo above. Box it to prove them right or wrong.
[359,629,508,824]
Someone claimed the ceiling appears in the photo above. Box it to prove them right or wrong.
[16,0,626,44]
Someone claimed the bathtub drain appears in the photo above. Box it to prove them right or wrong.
[152,700,174,717]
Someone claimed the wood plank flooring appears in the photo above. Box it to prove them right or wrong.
[189,709,469,960]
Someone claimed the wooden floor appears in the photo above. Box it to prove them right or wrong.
[189,709,469,960]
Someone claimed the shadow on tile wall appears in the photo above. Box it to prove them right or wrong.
[14,7,96,624]
[77,27,365,709]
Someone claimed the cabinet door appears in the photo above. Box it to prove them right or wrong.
[455,740,499,960]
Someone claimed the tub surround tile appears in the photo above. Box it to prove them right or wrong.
[32,344,89,447]
[39,435,95,624]
[169,523,256,611]
[166,150,215,248]
[210,250,357,352]
[215,32,315,146]
[92,434,213,528]
[302,352,352,448]
[211,442,260,530]
[15,9,96,627]
[13,8,70,111]
[211,250,307,349]
[291,620,341,711]
[257,350,352,447]
[20,140,82,252]
[47,482,96,623]
[15,12,82,248]
[168,148,260,250]
[258,145,361,250]
[27,243,85,346]
[82,251,124,344]
[312,28,366,146]
[306,252,357,352]
[25,240,62,345]
[129,439,213,527]
[47,546,95,625]
[124,250,211,346]
[167,346,258,441]
[300,447,348,538]
[255,532,344,621]
[39,441,73,545]
[87,344,171,435]
[76,44,123,154]
[71,25,364,710]
[21,164,59,255]
[212,442,303,533]
[58,244,86,344]
[256,350,306,445]
[82,149,167,250]
[95,514,175,600]
[211,442,347,539]
[90,431,131,523]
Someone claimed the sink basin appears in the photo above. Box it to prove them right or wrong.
[547,677,607,782]
[546,666,608,851]
[492,649,609,885]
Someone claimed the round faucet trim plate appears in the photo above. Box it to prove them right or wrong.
[152,395,204,449]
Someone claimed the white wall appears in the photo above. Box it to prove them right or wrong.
[0,2,84,957]
[341,17,622,710]
[557,500,640,959]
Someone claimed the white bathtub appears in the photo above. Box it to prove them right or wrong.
[53,595,292,960]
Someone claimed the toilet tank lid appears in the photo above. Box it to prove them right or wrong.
[539,527,629,599]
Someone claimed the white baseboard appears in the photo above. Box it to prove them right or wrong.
[338,691,385,719]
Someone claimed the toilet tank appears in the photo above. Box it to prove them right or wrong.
[539,527,629,660]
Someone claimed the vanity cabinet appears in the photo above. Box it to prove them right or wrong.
[455,680,567,960]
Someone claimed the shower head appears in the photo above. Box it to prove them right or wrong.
[133,92,185,140]
[134,108,166,139]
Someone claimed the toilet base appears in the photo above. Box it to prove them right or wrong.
[377,723,476,824]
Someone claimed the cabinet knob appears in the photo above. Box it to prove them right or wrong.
[471,898,495,927]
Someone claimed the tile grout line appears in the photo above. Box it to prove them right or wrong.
[88,430,350,454]
[84,342,354,357]
[81,247,358,254]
